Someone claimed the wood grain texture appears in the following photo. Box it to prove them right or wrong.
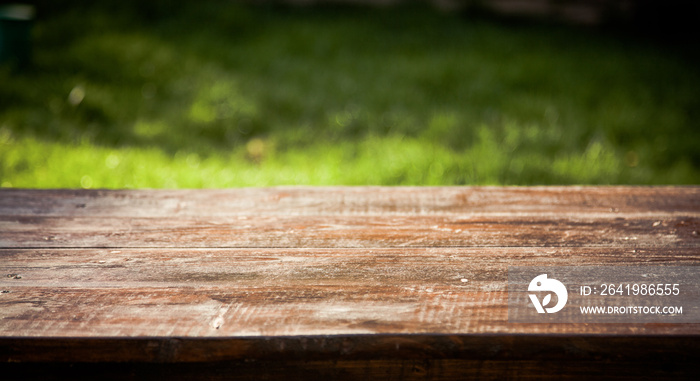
[1,187,699,379]
[1,187,698,217]
[2,247,698,338]
[2,214,697,248]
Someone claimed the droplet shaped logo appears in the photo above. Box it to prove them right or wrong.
[528,274,568,314]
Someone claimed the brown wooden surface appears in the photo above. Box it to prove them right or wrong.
[1,186,699,379]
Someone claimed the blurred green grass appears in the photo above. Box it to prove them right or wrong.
[1,1,698,188]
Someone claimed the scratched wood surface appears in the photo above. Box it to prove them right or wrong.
[1,187,699,380]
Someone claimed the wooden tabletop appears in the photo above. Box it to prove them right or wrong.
[1,187,699,379]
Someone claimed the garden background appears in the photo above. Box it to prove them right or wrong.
[1,0,698,188]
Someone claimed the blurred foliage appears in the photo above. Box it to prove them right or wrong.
[0,1,698,187]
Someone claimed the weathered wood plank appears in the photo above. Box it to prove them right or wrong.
[2,187,697,249]
[1,215,698,248]
[1,248,698,338]
[1,187,698,217]
[2,247,699,288]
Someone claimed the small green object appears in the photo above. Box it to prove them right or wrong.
[0,4,35,68]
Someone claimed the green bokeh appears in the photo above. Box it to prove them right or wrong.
[1,2,698,188]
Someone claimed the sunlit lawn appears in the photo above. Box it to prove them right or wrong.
[1,1,698,188]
